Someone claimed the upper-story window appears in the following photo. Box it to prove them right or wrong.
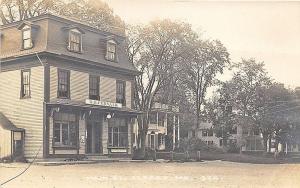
[89,75,100,100]
[106,40,116,61]
[202,128,213,137]
[116,80,126,106]
[68,29,82,52]
[58,69,70,98]
[22,25,33,49]
[21,69,30,98]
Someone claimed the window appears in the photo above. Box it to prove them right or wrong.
[158,113,165,127]
[22,25,32,49]
[229,127,237,134]
[242,129,249,135]
[158,133,164,146]
[58,69,70,98]
[116,80,126,106]
[89,75,100,100]
[53,113,77,147]
[208,128,214,137]
[191,130,195,137]
[202,130,208,137]
[69,30,81,52]
[149,112,157,124]
[207,141,214,145]
[108,118,128,147]
[21,70,30,98]
[150,134,155,149]
[106,41,116,61]
[253,128,260,136]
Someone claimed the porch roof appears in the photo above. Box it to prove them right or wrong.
[0,112,24,131]
[47,100,142,116]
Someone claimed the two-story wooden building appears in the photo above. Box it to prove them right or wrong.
[0,14,140,160]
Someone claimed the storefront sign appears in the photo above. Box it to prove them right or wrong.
[85,99,122,108]
[110,148,127,153]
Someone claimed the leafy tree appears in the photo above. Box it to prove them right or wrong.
[0,0,124,34]
[126,20,197,155]
[181,39,230,128]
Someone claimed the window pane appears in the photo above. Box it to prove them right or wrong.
[69,123,77,146]
[23,39,32,49]
[58,70,69,98]
[108,127,113,146]
[113,132,119,147]
[116,81,125,105]
[21,70,30,97]
[89,75,99,99]
[119,133,128,147]
[62,123,69,145]
[54,123,61,143]
[23,30,31,39]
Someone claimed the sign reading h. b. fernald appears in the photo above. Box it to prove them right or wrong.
[85,99,122,108]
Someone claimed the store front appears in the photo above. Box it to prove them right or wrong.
[46,100,140,158]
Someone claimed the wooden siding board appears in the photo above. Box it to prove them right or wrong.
[0,66,44,158]
[100,76,116,103]
[125,81,131,109]
[0,127,12,159]
[70,70,89,101]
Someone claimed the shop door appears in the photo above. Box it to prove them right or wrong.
[86,121,102,154]
[13,131,24,158]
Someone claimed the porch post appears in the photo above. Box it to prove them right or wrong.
[173,114,176,150]
[102,118,108,155]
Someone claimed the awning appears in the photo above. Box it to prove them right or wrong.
[0,112,24,131]
[47,99,142,116]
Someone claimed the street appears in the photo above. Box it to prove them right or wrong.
[1,161,300,188]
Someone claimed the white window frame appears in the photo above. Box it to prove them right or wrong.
[68,29,82,52]
[106,40,117,61]
[22,25,33,49]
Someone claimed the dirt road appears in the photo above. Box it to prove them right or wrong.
[1,160,300,188]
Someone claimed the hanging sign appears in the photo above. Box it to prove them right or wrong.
[85,99,122,108]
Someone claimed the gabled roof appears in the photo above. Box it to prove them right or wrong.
[0,112,24,131]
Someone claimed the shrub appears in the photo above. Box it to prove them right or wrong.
[179,137,223,153]
[225,142,240,153]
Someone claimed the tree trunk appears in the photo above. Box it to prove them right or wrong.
[262,132,268,152]
[268,135,272,153]
[136,113,149,158]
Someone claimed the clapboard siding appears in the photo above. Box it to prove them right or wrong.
[50,66,90,101]
[49,66,57,100]
[0,128,11,159]
[0,66,44,158]
[49,66,132,108]
[125,81,132,109]
[70,71,89,101]
[100,77,116,103]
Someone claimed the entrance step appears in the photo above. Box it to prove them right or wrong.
[85,155,109,160]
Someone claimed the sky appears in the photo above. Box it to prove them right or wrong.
[103,0,300,88]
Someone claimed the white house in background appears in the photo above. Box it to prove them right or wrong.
[133,102,180,151]
[188,122,264,152]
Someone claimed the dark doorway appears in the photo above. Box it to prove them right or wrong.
[12,131,24,159]
[86,121,102,154]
